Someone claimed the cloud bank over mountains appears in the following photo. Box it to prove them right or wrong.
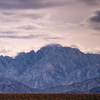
[0,0,100,56]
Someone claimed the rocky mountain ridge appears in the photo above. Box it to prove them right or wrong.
[0,77,100,93]
[0,44,100,89]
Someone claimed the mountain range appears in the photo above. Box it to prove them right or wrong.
[0,77,100,93]
[41,77,100,93]
[0,44,100,93]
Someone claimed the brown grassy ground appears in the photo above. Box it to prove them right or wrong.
[0,93,100,100]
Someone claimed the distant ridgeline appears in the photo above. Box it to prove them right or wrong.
[0,44,100,93]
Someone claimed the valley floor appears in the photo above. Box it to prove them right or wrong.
[0,93,100,100]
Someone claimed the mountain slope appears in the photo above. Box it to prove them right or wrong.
[0,56,13,76]
[0,77,40,93]
[1,77,100,93]
[0,44,100,89]
[41,77,100,93]
[89,87,100,93]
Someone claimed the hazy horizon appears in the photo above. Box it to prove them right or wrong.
[1,43,100,58]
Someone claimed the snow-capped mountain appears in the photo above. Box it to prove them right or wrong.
[0,44,100,89]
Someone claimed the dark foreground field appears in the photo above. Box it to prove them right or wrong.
[0,93,100,100]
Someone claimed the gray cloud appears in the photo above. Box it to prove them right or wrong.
[0,11,45,23]
[70,44,84,50]
[89,33,100,36]
[17,24,38,30]
[1,12,15,16]
[0,0,69,10]
[44,36,63,40]
[0,13,19,22]
[0,34,63,40]
[84,47,100,54]
[89,11,100,22]
[0,48,10,53]
[80,0,99,5]
[87,10,100,31]
[0,31,17,34]
[0,34,43,39]
[18,13,44,19]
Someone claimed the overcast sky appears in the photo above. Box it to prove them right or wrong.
[0,0,100,57]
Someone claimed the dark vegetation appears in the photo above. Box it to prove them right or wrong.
[0,93,100,100]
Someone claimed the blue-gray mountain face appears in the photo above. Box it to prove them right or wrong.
[0,77,40,93]
[1,77,100,93]
[0,44,100,89]
[42,77,100,93]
